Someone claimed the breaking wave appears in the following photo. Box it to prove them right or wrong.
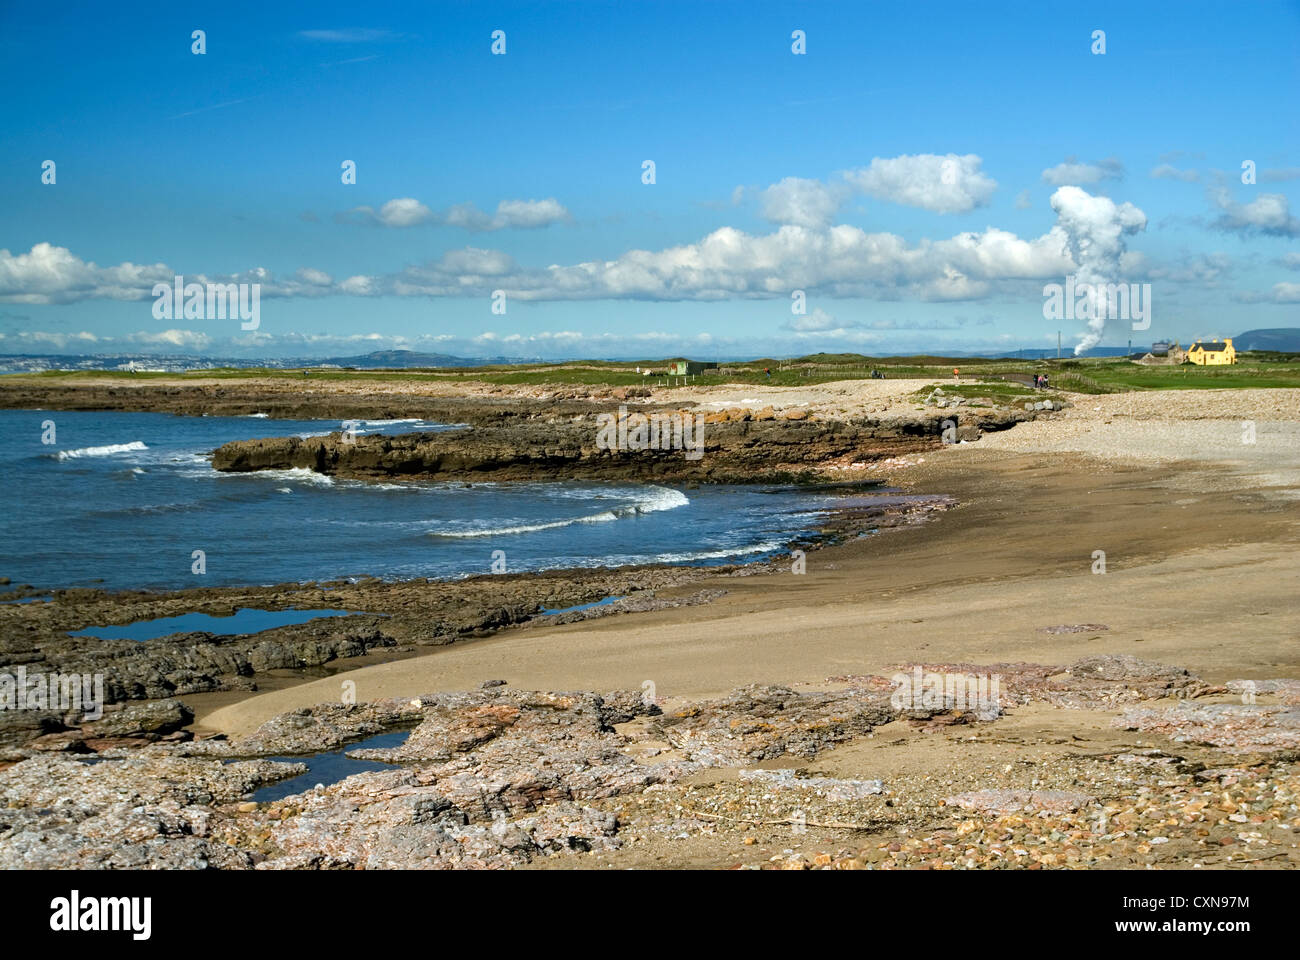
[249,467,336,487]
[56,441,148,460]
[428,486,689,538]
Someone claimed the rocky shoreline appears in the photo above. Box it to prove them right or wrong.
[3,656,1296,869]
[1,376,1054,483]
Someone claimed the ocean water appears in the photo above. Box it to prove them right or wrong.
[0,409,869,591]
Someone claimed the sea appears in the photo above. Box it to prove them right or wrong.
[0,409,870,592]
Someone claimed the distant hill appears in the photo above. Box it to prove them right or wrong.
[323,350,535,368]
[1232,329,1300,352]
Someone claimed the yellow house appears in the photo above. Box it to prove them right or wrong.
[1186,337,1236,365]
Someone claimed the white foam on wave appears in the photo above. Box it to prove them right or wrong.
[428,486,689,539]
[254,467,335,487]
[56,441,148,460]
[645,539,786,563]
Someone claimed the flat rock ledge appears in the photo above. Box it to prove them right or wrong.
[3,656,1295,870]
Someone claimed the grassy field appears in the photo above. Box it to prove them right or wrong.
[13,352,1300,392]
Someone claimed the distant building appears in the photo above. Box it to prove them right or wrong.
[1136,340,1185,365]
[1186,338,1236,365]
[668,361,716,375]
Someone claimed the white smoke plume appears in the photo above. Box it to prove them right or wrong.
[1049,186,1147,354]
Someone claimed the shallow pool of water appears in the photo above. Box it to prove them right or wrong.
[69,607,356,642]
[251,728,413,802]
[540,595,625,615]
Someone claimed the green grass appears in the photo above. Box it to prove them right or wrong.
[13,353,1300,393]
[911,383,1060,402]
[1042,357,1300,391]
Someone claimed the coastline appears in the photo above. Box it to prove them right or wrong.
[4,377,1299,870]
[198,443,1300,738]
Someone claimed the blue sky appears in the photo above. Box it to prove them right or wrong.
[1,0,1298,359]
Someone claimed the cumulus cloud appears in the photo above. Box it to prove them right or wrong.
[1014,190,1033,209]
[443,198,570,231]
[345,197,569,231]
[366,218,1074,304]
[760,177,851,228]
[1209,188,1300,237]
[6,187,1157,314]
[0,330,100,348]
[345,197,434,227]
[0,242,173,304]
[0,222,1067,305]
[1277,252,1300,270]
[842,154,997,214]
[129,329,212,349]
[294,267,334,286]
[1041,157,1124,186]
[1049,185,1148,354]
[782,307,858,332]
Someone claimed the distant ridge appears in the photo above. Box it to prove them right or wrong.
[324,349,536,368]
[1232,328,1300,352]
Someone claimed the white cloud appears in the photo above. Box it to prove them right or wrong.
[348,197,570,231]
[843,154,997,214]
[129,329,212,349]
[760,177,850,228]
[294,267,334,286]
[783,307,855,332]
[1210,188,1300,237]
[7,187,1155,310]
[0,243,172,304]
[444,198,570,231]
[1041,157,1124,186]
[0,330,100,348]
[360,197,434,227]
[1014,190,1032,209]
